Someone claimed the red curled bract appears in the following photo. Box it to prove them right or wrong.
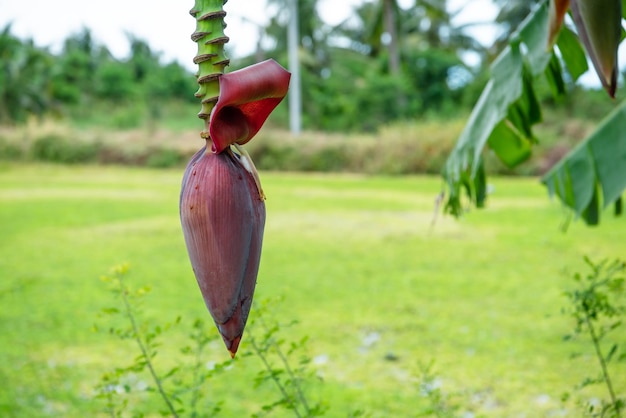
[209,59,291,153]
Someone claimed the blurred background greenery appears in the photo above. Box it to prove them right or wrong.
[1,1,625,416]
[0,0,620,176]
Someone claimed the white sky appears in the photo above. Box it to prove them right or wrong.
[0,0,498,70]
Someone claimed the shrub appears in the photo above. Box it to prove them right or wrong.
[31,134,101,164]
[145,147,184,168]
[249,121,463,175]
[304,145,349,172]
[109,105,145,129]
[0,136,24,160]
[251,141,302,171]
[4,113,595,176]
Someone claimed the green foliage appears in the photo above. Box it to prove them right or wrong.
[50,28,103,104]
[352,66,416,131]
[145,147,185,168]
[0,25,52,124]
[31,134,101,164]
[0,26,196,126]
[110,108,145,130]
[96,264,224,417]
[443,0,626,226]
[96,265,181,417]
[443,2,559,216]
[402,47,467,114]
[95,265,326,417]
[562,258,626,417]
[257,43,473,133]
[144,62,197,102]
[543,100,626,225]
[126,36,160,83]
[94,61,137,102]
[0,2,574,135]
[245,298,328,417]
[247,123,463,175]
[229,0,495,131]
[2,113,599,176]
[0,135,24,160]
[416,361,465,418]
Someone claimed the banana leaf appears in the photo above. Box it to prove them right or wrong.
[443,2,557,215]
[443,0,625,225]
[542,100,626,225]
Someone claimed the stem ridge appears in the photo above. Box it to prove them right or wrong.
[190,0,229,124]
[198,10,227,21]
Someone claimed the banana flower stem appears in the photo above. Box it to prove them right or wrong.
[190,0,229,132]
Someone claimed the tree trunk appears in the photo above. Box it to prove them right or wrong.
[383,0,400,74]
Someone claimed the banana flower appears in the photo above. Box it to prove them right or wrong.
[180,59,290,357]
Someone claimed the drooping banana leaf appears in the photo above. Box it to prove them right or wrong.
[443,0,625,225]
[444,1,557,215]
[542,100,626,225]
[555,26,589,81]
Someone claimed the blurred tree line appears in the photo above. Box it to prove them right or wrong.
[0,24,195,126]
[0,0,609,132]
[243,0,497,131]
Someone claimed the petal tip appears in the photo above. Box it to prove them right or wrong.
[226,335,242,358]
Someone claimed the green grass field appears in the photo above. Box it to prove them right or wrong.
[0,163,624,417]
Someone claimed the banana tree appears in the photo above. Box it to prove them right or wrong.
[443,0,625,226]
[180,0,290,357]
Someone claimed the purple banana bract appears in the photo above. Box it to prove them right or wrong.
[180,147,265,356]
[180,59,290,357]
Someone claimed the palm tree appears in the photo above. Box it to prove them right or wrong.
[265,0,325,58]
[333,0,402,74]
[335,1,487,71]
[0,25,52,124]
[383,0,401,74]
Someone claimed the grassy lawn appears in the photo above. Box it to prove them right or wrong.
[0,163,624,417]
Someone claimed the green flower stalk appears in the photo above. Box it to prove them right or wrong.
[190,0,230,127]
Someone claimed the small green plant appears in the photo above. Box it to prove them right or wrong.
[96,266,328,417]
[244,297,328,418]
[95,264,227,417]
[562,257,626,417]
[415,361,465,418]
